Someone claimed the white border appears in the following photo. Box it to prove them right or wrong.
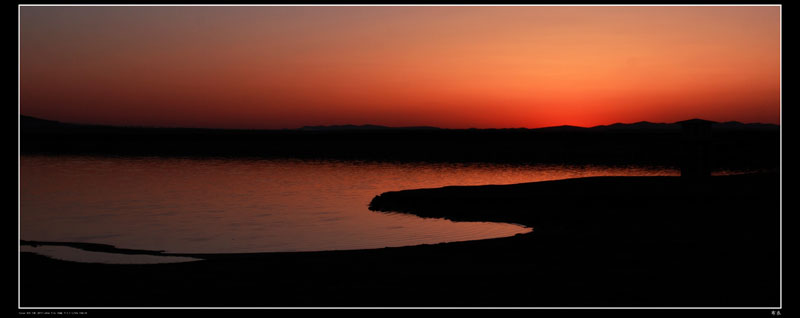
[17,3,783,311]
[15,4,785,6]
[778,2,783,312]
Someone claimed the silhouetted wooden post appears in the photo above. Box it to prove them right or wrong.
[678,119,715,179]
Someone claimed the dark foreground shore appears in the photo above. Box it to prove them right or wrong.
[20,173,780,307]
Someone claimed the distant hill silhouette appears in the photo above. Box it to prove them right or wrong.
[299,124,441,131]
[296,121,779,132]
[19,115,779,170]
[20,115,779,132]
[20,115,75,129]
[593,121,679,131]
[540,120,778,132]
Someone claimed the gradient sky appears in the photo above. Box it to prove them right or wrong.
[19,5,780,129]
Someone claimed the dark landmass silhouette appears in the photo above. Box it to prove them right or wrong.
[20,115,778,171]
[299,124,442,131]
[20,114,778,132]
[20,172,779,307]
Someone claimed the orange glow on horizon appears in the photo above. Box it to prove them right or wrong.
[20,5,780,129]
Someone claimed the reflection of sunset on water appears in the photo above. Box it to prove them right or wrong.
[21,156,689,254]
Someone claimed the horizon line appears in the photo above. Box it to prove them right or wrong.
[19,114,779,131]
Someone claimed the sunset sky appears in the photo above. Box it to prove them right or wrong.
[19,5,780,129]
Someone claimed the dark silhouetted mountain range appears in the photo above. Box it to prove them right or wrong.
[20,115,778,132]
[19,115,779,170]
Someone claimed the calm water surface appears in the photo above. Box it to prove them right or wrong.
[21,156,682,255]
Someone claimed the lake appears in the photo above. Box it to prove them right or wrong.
[20,155,684,258]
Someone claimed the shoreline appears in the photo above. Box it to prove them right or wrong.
[19,173,780,307]
[19,228,535,262]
